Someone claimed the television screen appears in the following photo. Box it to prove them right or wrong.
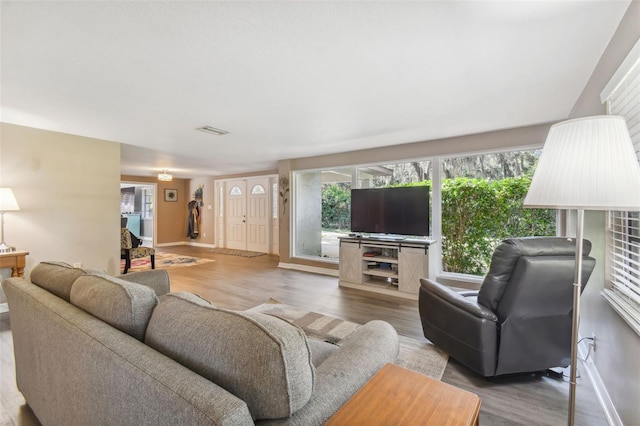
[350,186,430,237]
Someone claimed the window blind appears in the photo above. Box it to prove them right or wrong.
[601,38,640,335]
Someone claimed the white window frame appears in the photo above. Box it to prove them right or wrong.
[601,38,640,336]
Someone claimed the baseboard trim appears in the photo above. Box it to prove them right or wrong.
[155,241,190,247]
[278,262,339,277]
[187,242,217,248]
[578,340,622,426]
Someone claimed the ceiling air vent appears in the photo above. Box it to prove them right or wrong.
[196,126,229,136]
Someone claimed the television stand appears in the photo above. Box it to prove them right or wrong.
[338,236,437,300]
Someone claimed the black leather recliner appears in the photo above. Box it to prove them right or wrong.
[419,237,595,377]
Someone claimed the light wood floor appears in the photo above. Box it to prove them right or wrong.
[1,245,607,425]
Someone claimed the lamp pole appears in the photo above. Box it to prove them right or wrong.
[568,209,584,426]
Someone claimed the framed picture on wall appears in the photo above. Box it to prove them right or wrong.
[164,189,178,202]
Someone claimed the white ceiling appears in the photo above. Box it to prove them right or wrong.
[0,1,631,179]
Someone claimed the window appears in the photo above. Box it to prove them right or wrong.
[601,38,640,335]
[439,151,555,275]
[291,154,553,271]
[293,168,353,260]
[218,186,224,217]
[251,185,266,195]
[272,182,278,219]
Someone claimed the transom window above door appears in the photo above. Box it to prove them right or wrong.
[251,185,266,195]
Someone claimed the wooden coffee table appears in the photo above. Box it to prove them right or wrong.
[325,363,481,426]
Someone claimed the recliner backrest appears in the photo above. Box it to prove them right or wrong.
[494,254,595,323]
[477,237,592,312]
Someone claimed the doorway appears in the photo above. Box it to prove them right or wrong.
[222,176,273,253]
[120,182,155,246]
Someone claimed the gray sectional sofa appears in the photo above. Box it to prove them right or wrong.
[2,262,399,426]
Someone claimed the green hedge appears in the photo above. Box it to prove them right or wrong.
[322,176,555,275]
[321,183,351,230]
[441,177,555,275]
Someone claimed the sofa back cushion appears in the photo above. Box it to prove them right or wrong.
[30,261,88,301]
[145,292,315,420]
[70,273,159,341]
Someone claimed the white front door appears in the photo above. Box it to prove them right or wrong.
[246,178,270,253]
[225,180,247,250]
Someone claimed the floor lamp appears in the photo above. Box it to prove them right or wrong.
[523,116,640,426]
[0,188,20,253]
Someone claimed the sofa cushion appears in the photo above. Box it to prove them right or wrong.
[145,292,315,420]
[30,261,89,301]
[70,273,159,341]
[117,269,171,296]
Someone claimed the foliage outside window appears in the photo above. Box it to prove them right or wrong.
[322,182,351,230]
[440,151,555,275]
[441,175,555,275]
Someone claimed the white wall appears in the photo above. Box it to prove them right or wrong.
[0,123,121,276]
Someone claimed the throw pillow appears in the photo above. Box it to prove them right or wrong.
[30,261,88,302]
[70,273,159,341]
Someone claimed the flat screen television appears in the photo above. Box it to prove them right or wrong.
[350,186,430,237]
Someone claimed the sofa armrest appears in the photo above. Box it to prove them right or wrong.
[118,269,170,296]
[259,320,398,425]
[420,278,497,321]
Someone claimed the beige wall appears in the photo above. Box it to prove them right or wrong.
[567,2,640,424]
[0,123,121,276]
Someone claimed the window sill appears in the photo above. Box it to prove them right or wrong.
[435,272,483,291]
[601,289,640,337]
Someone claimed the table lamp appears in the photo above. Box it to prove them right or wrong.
[523,115,640,425]
[0,188,20,253]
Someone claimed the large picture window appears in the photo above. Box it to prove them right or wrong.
[292,153,554,277]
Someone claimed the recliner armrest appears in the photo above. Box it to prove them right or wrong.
[420,279,497,322]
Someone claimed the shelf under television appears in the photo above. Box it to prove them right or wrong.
[363,269,398,279]
[362,256,398,263]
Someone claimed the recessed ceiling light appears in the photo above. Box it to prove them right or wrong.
[196,126,229,136]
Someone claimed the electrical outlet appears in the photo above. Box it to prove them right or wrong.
[73,262,82,268]
[591,333,597,352]
[203,233,206,238]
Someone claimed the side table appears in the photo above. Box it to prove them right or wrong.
[0,250,29,278]
[0,251,29,314]
[325,363,481,426]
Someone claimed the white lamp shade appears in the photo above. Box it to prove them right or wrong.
[0,188,20,212]
[524,116,640,211]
